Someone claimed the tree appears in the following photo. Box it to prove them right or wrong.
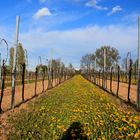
[17,43,25,72]
[9,47,14,70]
[95,46,120,69]
[80,54,95,74]
[68,63,75,76]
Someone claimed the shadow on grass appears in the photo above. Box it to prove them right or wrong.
[61,122,89,140]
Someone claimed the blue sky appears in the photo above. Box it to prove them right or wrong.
[0,0,140,69]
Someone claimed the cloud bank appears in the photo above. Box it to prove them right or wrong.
[20,24,137,68]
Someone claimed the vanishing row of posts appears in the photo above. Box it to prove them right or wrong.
[0,16,74,113]
[85,53,133,106]
[85,16,140,110]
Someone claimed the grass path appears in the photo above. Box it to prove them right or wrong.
[8,75,140,140]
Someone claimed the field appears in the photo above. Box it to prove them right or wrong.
[1,75,140,140]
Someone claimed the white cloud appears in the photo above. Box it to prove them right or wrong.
[34,7,52,19]
[108,5,122,16]
[20,24,137,68]
[86,0,108,10]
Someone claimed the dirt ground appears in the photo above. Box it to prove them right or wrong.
[0,77,68,140]
[1,78,64,112]
[0,76,138,140]
[1,76,137,112]
[94,77,137,104]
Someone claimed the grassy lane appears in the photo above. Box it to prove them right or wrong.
[8,75,140,140]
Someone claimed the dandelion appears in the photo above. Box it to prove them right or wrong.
[134,132,140,139]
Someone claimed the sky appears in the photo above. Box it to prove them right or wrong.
[0,0,140,69]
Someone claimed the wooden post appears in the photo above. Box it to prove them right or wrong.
[0,60,6,113]
[21,63,25,102]
[110,67,113,93]
[35,68,38,96]
[116,65,120,97]
[42,69,45,92]
[128,60,132,102]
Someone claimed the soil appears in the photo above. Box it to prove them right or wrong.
[0,78,66,140]
[95,78,137,103]
[0,76,138,140]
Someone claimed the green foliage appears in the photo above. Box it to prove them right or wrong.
[9,47,14,70]
[36,64,47,73]
[17,43,25,64]
[95,46,120,69]
[80,46,120,72]
[9,43,25,72]
[80,54,95,74]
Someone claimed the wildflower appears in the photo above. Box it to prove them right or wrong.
[134,133,139,139]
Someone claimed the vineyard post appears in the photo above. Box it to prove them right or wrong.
[42,68,45,92]
[99,70,100,86]
[51,48,53,87]
[35,68,38,96]
[11,16,20,109]
[128,59,132,102]
[103,48,106,89]
[47,60,52,89]
[110,67,113,92]
[135,62,137,82]
[21,63,25,102]
[45,59,48,90]
[137,16,140,109]
[51,68,53,87]
[105,64,107,89]
[0,39,8,89]
[38,56,42,79]
[94,57,97,84]
[59,62,61,84]
[127,52,130,82]
[25,49,29,83]
[0,60,6,113]
[116,65,120,97]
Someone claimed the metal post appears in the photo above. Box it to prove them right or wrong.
[104,48,106,88]
[38,56,42,65]
[25,49,29,83]
[11,16,20,109]
[38,56,42,80]
[127,52,130,82]
[137,16,140,109]
[51,48,53,85]
[94,57,97,84]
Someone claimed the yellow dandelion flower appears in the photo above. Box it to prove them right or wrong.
[134,133,139,139]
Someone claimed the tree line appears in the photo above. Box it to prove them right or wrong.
[80,45,138,76]
[6,43,75,79]
[80,46,120,73]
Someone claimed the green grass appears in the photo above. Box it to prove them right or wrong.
[8,75,140,140]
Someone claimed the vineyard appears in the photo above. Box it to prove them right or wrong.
[1,1,140,139]
[1,31,140,140]
[1,75,140,139]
